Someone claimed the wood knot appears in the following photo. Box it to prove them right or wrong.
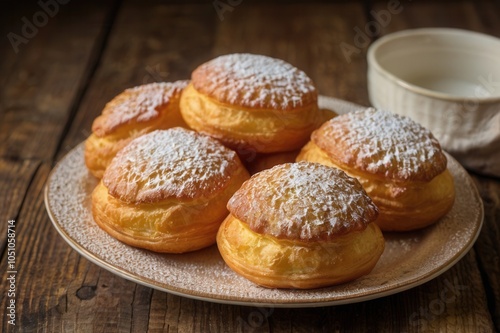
[76,286,96,300]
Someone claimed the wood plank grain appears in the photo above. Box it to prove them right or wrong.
[472,175,500,333]
[0,2,40,113]
[472,0,500,38]
[0,159,40,254]
[0,0,116,161]
[371,0,500,37]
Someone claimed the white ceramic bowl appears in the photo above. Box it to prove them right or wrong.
[367,28,500,177]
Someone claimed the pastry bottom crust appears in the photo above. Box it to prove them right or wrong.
[297,142,456,231]
[217,215,385,289]
[91,166,248,253]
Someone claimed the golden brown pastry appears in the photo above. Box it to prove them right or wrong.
[85,81,189,178]
[217,162,384,289]
[297,108,455,231]
[180,53,329,154]
[91,128,250,253]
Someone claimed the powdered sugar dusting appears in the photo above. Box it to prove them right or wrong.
[228,162,378,241]
[103,128,239,203]
[313,108,447,181]
[45,98,482,306]
[192,53,317,110]
[93,81,189,136]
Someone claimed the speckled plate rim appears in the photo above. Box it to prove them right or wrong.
[44,96,484,308]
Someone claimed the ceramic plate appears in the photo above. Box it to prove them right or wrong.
[44,96,483,308]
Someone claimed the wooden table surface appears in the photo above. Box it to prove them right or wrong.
[1,0,499,332]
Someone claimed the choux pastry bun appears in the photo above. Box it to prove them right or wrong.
[180,53,330,154]
[91,128,250,253]
[217,162,384,289]
[85,81,189,178]
[297,108,455,231]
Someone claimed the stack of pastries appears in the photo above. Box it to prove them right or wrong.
[86,53,455,289]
